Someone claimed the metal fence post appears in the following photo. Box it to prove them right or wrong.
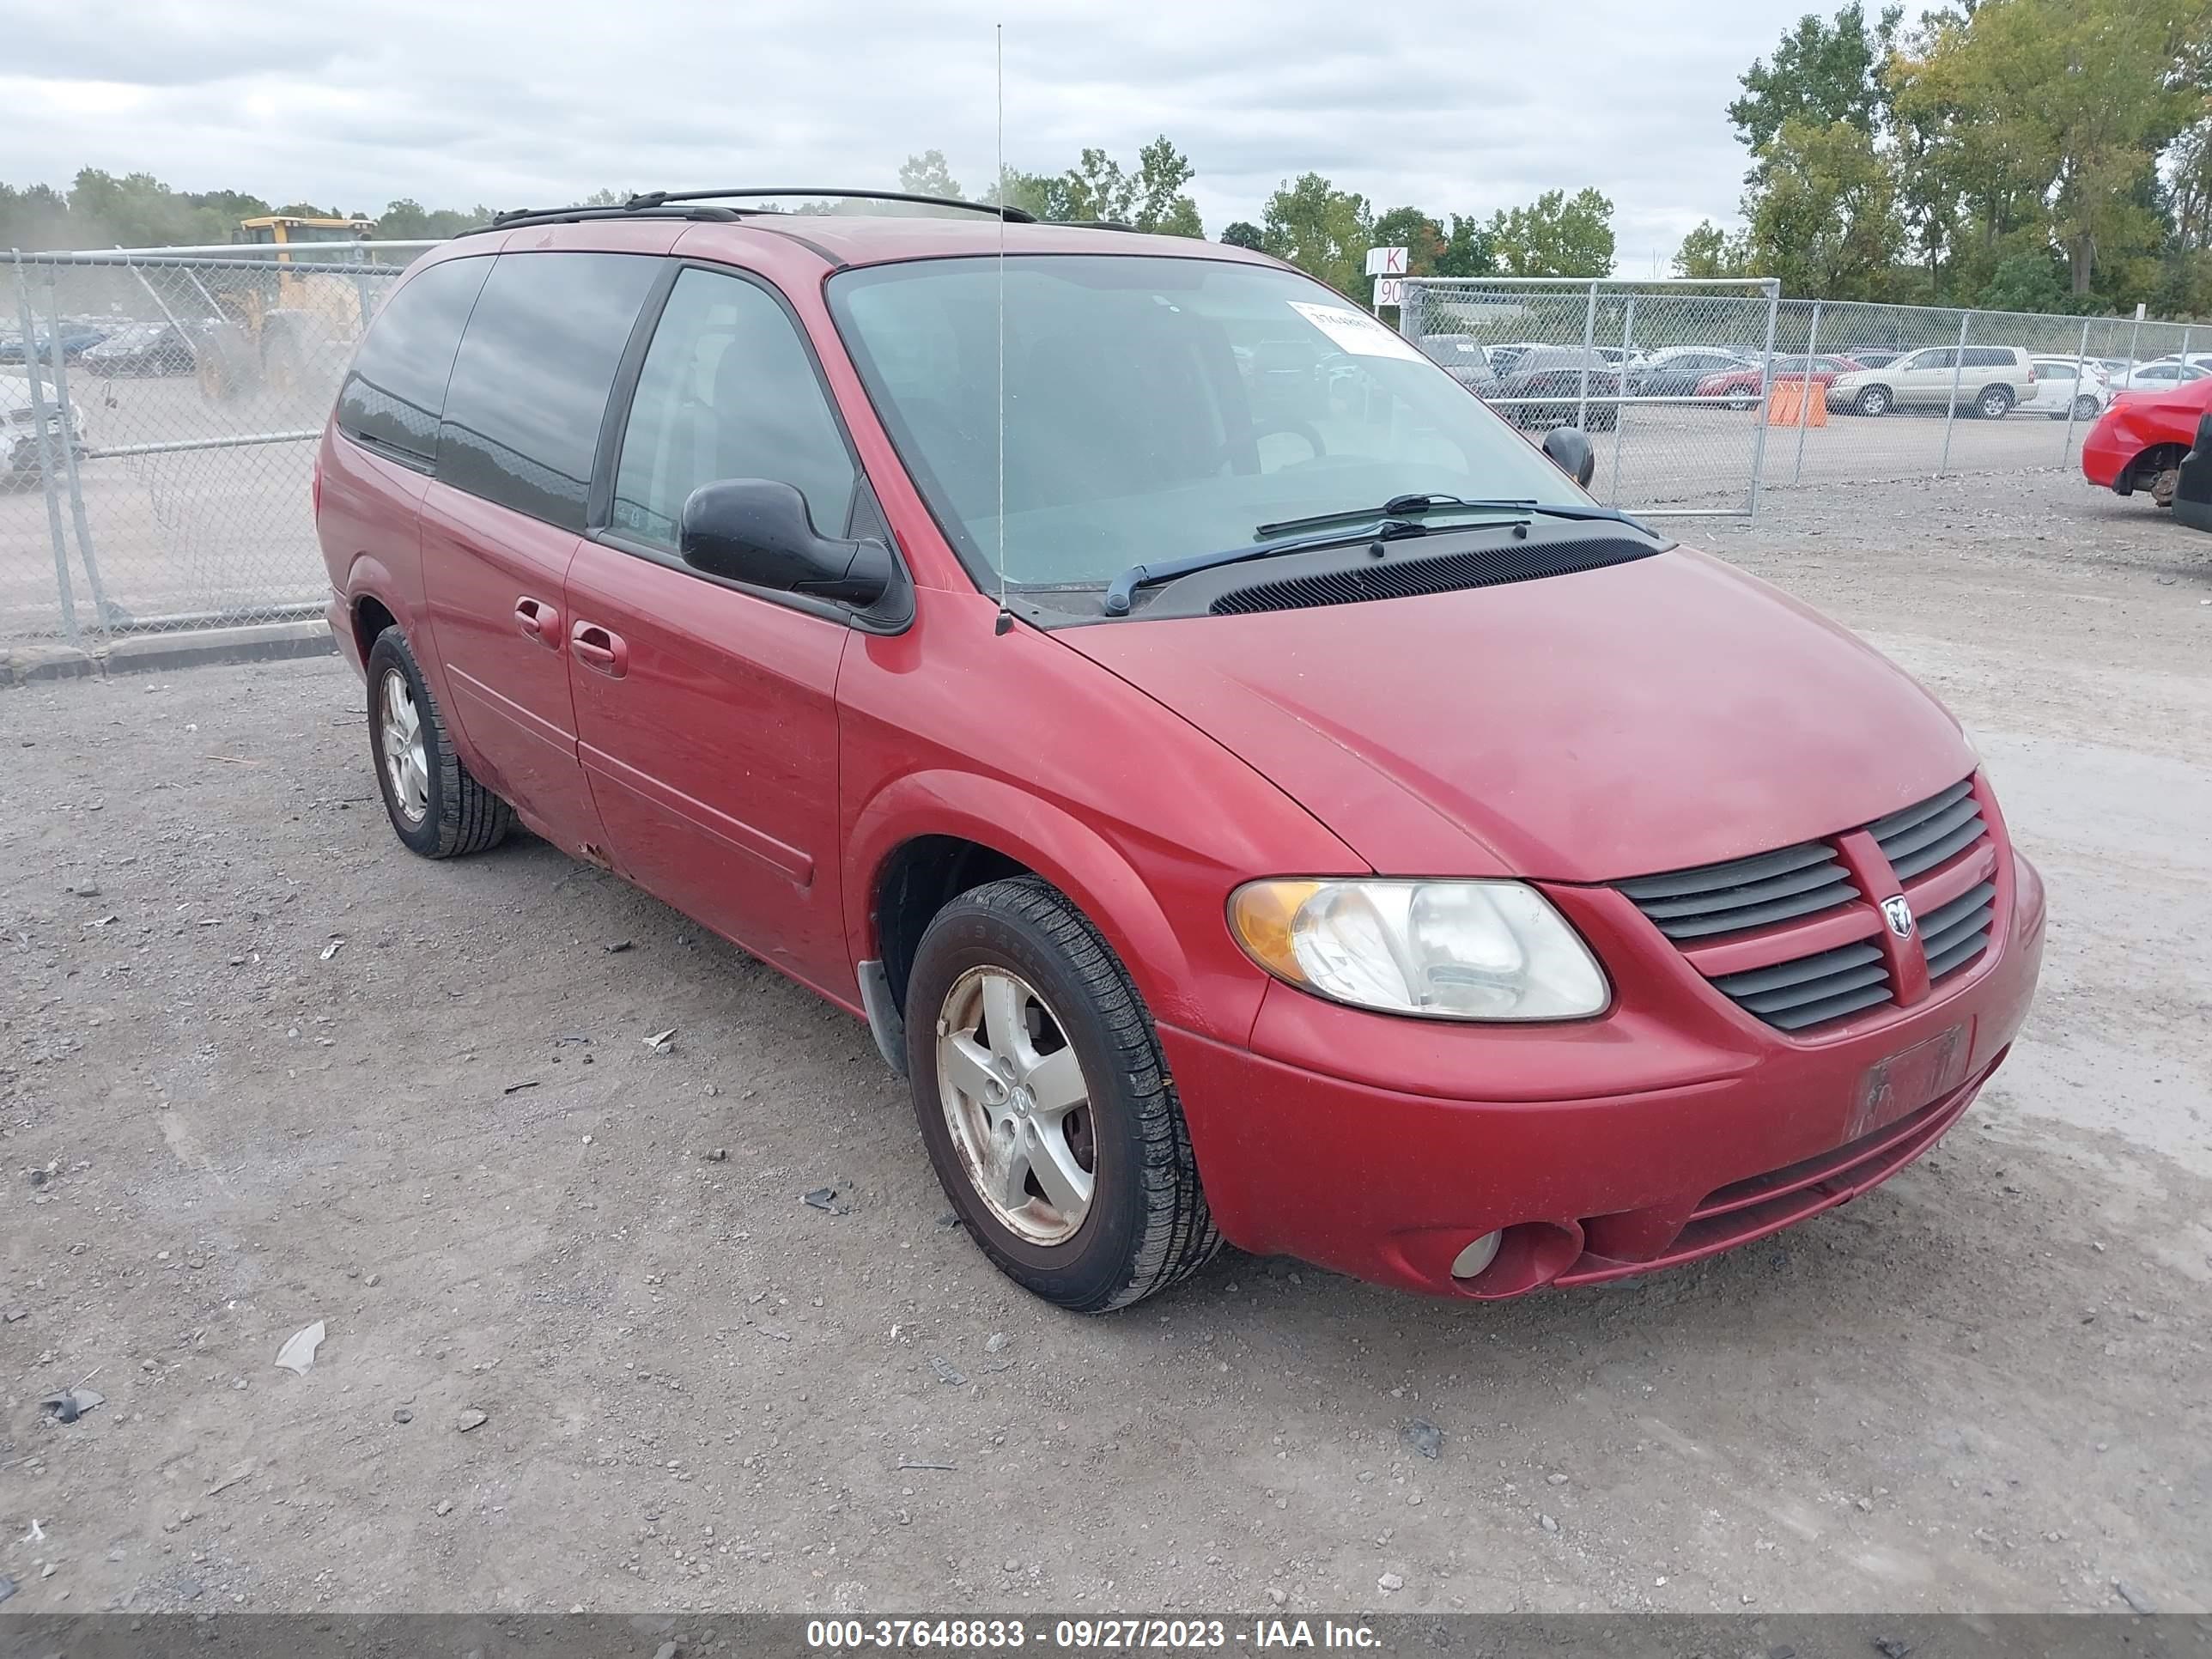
[1744,280,1781,517]
[11,251,80,643]
[2060,315,2093,462]
[1792,298,1822,485]
[2124,309,2143,377]
[1938,308,1972,477]
[1607,292,1635,506]
[1575,281,1597,429]
[41,266,112,628]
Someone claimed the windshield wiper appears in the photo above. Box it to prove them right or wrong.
[1102,495,1655,617]
[1254,494,1649,540]
[1102,520,1435,617]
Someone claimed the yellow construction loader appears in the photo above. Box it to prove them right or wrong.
[194,214,376,402]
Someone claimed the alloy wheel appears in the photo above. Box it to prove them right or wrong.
[935,966,1097,1246]
[378,669,430,824]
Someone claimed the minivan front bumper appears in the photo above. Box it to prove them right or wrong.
[1159,850,2045,1298]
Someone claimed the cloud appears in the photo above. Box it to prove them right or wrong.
[6,0,1778,264]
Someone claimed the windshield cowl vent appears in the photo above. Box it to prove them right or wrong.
[1205,536,1662,617]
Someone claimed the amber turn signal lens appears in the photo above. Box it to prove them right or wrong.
[1226,879,1322,983]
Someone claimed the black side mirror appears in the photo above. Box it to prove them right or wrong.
[678,479,893,607]
[1541,426,1596,489]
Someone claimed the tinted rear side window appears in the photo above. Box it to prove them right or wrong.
[437,252,661,531]
[335,257,491,464]
[1962,347,2015,368]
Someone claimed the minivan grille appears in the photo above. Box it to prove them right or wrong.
[1710,939,1893,1031]
[1869,778,1985,880]
[1614,776,1996,1035]
[1918,879,1996,981]
[1615,841,1857,941]
[1206,536,1659,617]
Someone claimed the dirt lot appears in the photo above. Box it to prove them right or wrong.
[2,471,2207,1618]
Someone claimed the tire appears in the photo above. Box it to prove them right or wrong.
[364,626,514,859]
[2073,394,2100,421]
[1728,394,1754,413]
[1855,386,1891,416]
[904,876,1219,1312]
[1976,385,2013,420]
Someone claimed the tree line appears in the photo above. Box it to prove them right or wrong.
[3,143,1614,316]
[1675,0,2212,316]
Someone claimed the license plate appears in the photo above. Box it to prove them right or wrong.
[1850,1024,1968,1140]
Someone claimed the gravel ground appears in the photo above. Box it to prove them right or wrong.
[1,470,2207,1618]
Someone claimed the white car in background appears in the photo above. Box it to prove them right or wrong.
[2,370,91,481]
[2024,356,2112,421]
[2107,357,2209,393]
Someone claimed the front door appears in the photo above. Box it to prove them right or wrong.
[565,264,866,1001]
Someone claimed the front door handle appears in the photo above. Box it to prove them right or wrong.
[514,596,562,648]
[570,620,629,678]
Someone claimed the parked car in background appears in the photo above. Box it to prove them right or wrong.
[81,321,197,378]
[1839,349,1905,370]
[0,320,111,366]
[2082,373,2212,507]
[2022,356,2111,421]
[1826,345,2036,417]
[2107,357,2209,393]
[1417,332,1499,393]
[3,369,91,480]
[1488,346,1624,429]
[1694,354,1866,411]
[1484,341,1543,375]
[315,197,2041,1312]
[1629,348,1753,399]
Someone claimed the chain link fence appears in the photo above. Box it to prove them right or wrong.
[1400,277,2206,516]
[6,251,2207,646]
[3,244,431,645]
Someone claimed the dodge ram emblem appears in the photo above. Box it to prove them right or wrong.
[1881,895,1915,939]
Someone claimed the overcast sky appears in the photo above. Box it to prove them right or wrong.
[5,0,1790,267]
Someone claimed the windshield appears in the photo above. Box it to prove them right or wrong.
[827,255,1583,592]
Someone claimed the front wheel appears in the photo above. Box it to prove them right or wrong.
[365,627,514,858]
[1855,386,1892,416]
[905,877,1219,1312]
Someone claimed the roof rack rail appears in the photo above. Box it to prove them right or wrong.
[470,204,747,235]
[620,188,1034,223]
[1062,219,1139,233]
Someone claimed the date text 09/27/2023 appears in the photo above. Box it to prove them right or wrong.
[804,1618,1384,1650]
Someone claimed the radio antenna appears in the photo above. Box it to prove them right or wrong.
[993,21,1012,636]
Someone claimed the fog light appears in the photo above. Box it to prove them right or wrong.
[1449,1231,1502,1280]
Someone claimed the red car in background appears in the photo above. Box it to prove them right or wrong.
[1694,354,1868,411]
[2082,373,2212,507]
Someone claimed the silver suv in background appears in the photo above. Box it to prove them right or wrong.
[1826,345,2038,418]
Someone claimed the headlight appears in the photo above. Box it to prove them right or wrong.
[1228,878,1609,1021]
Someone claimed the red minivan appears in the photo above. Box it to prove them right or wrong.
[316,191,2045,1312]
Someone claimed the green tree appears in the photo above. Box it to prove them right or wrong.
[1434,214,1495,277]
[1978,251,2072,311]
[1729,3,1904,163]
[1259,173,1373,297]
[1673,219,1752,277]
[1130,137,1203,236]
[1219,220,1264,249]
[1485,187,1615,276]
[1370,205,1446,274]
[1741,118,1905,296]
[897,149,963,200]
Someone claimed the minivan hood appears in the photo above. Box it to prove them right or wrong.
[1063,548,1976,882]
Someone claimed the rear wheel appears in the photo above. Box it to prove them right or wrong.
[905,877,1218,1312]
[1855,385,1892,416]
[365,627,514,859]
[2072,394,2100,421]
[1976,385,2014,419]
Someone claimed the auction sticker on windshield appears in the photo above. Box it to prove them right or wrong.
[1287,301,1426,363]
